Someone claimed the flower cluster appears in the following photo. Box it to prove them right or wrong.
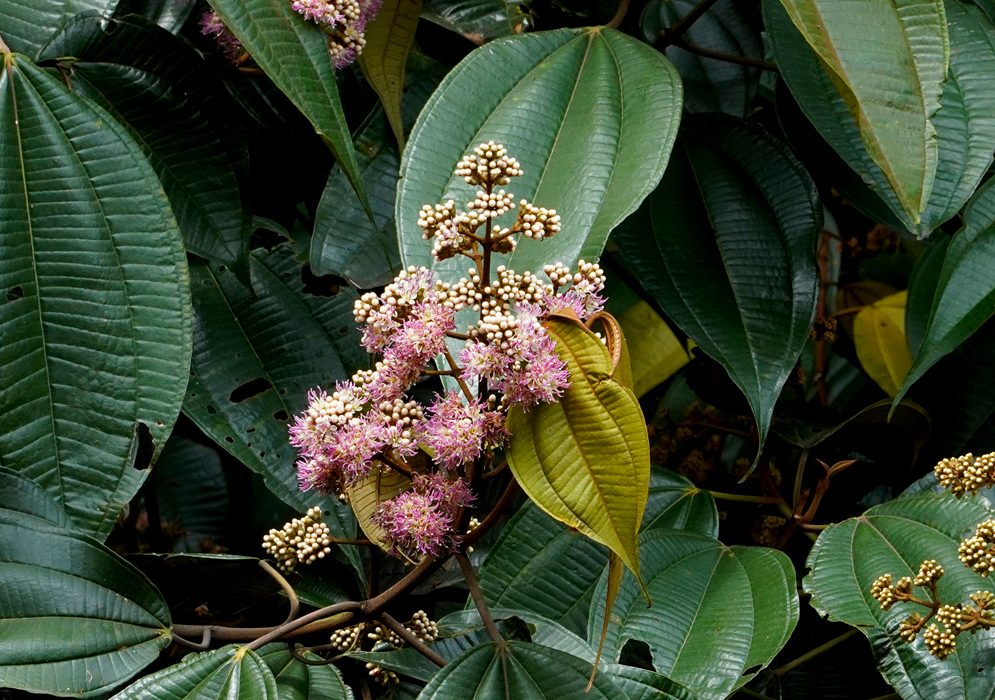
[959,519,995,576]
[290,0,382,68]
[934,451,995,497]
[290,142,607,560]
[261,507,332,573]
[200,11,244,63]
[330,611,439,685]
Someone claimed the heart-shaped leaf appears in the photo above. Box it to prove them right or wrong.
[853,290,913,397]
[257,644,353,700]
[506,315,651,588]
[589,530,797,700]
[640,0,763,116]
[805,492,995,700]
[397,26,682,278]
[0,53,191,538]
[38,12,252,280]
[205,0,370,216]
[612,113,821,461]
[109,645,277,700]
[0,513,172,697]
[0,0,117,55]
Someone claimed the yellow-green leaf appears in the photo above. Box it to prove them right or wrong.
[506,315,651,593]
[616,301,689,398]
[347,461,415,561]
[359,0,422,149]
[853,290,913,396]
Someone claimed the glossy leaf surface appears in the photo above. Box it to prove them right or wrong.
[0,514,172,697]
[0,0,116,55]
[853,290,913,397]
[0,55,191,538]
[805,492,995,700]
[258,644,353,700]
[420,0,529,44]
[359,0,421,147]
[507,315,650,585]
[613,114,821,459]
[0,467,76,529]
[398,27,682,278]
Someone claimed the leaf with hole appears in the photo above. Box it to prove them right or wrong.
[805,492,995,700]
[612,113,821,463]
[0,54,191,538]
[0,513,172,697]
[397,26,682,279]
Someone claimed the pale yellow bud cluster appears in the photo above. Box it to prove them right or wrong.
[456,141,523,187]
[518,200,560,240]
[367,610,439,649]
[935,452,995,497]
[329,623,365,652]
[365,662,398,685]
[262,507,332,573]
[469,189,515,219]
[575,259,607,290]
[418,200,457,240]
[914,560,944,588]
[924,624,957,660]
[959,520,995,575]
[302,387,361,439]
[870,574,898,610]
[899,613,924,642]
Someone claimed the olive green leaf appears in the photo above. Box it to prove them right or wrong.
[805,492,995,700]
[905,234,951,358]
[0,54,191,539]
[205,0,371,217]
[398,26,682,278]
[359,0,422,148]
[108,645,278,700]
[348,460,414,558]
[506,314,651,591]
[0,513,172,697]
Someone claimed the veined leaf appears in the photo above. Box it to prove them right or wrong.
[359,0,421,148]
[0,0,116,55]
[181,244,363,574]
[589,530,798,700]
[506,315,651,588]
[205,0,370,216]
[38,13,252,281]
[0,54,191,538]
[0,467,76,529]
[257,644,353,700]
[398,26,682,279]
[0,513,172,697]
[805,492,995,700]
[612,113,821,462]
[348,461,413,558]
[771,0,947,225]
[615,301,688,398]
[113,0,200,33]
[420,0,529,44]
[154,438,230,551]
[108,645,277,700]
[905,234,951,358]
[898,178,995,404]
[854,290,913,398]
[641,0,763,116]
[415,641,624,699]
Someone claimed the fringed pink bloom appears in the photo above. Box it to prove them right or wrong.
[422,392,487,469]
[393,301,455,362]
[200,11,244,63]
[411,473,475,510]
[459,340,509,383]
[544,287,604,321]
[291,0,343,25]
[372,491,452,557]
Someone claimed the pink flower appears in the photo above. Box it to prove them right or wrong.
[459,340,510,383]
[411,473,475,509]
[544,287,604,321]
[372,491,452,557]
[200,11,244,63]
[393,301,455,363]
[422,392,487,469]
[291,0,343,26]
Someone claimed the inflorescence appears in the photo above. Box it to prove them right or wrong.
[935,451,995,498]
[328,611,440,685]
[286,141,606,561]
[262,507,333,574]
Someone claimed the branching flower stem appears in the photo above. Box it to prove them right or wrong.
[380,612,448,667]
[457,553,505,646]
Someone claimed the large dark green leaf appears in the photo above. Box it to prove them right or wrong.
[181,244,364,573]
[109,645,277,700]
[805,492,995,700]
[613,113,821,460]
[641,0,763,116]
[113,0,199,32]
[257,644,353,700]
[0,513,172,697]
[897,178,995,404]
[905,233,951,358]
[0,466,76,529]
[205,0,370,216]
[414,641,625,699]
[0,55,191,538]
[589,530,797,700]
[154,438,230,551]
[768,0,995,237]
[420,0,529,44]
[397,27,682,278]
[38,13,251,279]
[0,0,116,55]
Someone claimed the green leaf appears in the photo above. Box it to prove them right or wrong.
[0,54,192,538]
[589,530,798,700]
[0,466,76,529]
[770,0,947,225]
[477,467,715,636]
[154,438,230,550]
[109,645,278,700]
[351,627,491,682]
[768,0,995,236]
[0,513,172,697]
[38,13,252,280]
[257,644,353,700]
[507,315,651,589]
[804,492,995,700]
[397,26,682,278]
[181,244,364,573]
[898,178,995,405]
[606,665,702,700]
[905,234,951,358]
[347,461,413,557]
[205,0,371,217]
[359,0,421,148]
[112,0,199,33]
[420,0,529,44]
[640,0,763,116]
[0,0,116,55]
[612,113,821,462]
[414,641,625,699]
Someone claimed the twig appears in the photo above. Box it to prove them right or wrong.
[380,613,447,667]
[659,0,721,44]
[360,677,373,700]
[443,348,474,402]
[700,422,754,441]
[378,453,414,478]
[481,459,508,480]
[457,553,504,646]
[259,560,300,625]
[171,628,211,651]
[770,629,859,676]
[672,38,778,71]
[707,490,781,505]
[244,601,363,651]
[288,644,340,666]
[606,0,631,28]
[791,449,809,512]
